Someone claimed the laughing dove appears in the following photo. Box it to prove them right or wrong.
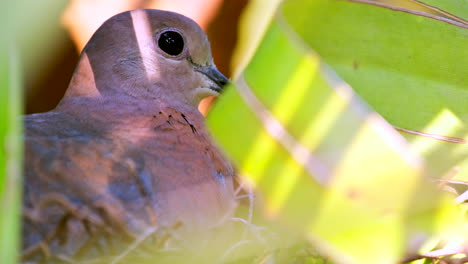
[23,9,235,261]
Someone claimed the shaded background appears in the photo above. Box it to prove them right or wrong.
[24,0,248,115]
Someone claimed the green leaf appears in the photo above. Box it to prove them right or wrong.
[1,2,23,263]
[281,0,468,180]
[0,37,23,264]
[230,0,282,78]
[208,6,463,262]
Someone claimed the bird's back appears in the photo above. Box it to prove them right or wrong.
[23,107,235,261]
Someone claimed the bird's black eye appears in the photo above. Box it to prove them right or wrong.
[158,31,184,56]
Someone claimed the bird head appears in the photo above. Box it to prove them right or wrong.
[64,9,229,107]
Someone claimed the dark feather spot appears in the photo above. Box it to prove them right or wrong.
[108,181,142,202]
[216,171,226,189]
[136,170,153,199]
[190,125,197,134]
[180,113,197,134]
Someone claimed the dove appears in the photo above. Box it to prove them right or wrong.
[22,9,235,262]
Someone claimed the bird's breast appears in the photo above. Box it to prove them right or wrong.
[108,112,235,230]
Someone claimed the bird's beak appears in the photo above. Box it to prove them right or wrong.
[195,65,230,93]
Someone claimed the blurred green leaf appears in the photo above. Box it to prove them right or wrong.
[230,0,282,78]
[209,0,466,263]
[0,37,23,264]
[281,0,468,180]
[1,2,23,263]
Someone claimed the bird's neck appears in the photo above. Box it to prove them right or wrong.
[59,51,204,129]
[55,95,208,145]
[57,94,200,120]
[63,52,196,113]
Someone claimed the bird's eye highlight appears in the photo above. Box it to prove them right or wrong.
[158,31,184,56]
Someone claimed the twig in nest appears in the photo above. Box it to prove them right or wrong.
[230,217,269,245]
[109,226,158,264]
[401,245,468,264]
[217,239,253,263]
[234,174,255,233]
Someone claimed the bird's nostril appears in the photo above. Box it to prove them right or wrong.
[217,77,228,87]
[212,69,229,88]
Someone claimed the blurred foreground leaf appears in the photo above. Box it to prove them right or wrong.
[230,0,283,79]
[0,34,23,264]
[209,0,466,263]
[1,2,23,263]
[282,0,468,180]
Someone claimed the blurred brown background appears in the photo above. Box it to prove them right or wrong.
[25,0,248,115]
